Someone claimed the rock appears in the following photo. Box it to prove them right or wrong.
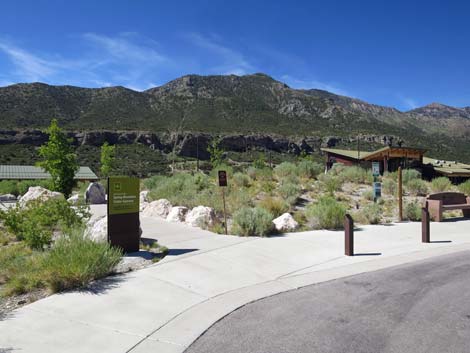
[85,215,143,244]
[19,186,63,206]
[85,182,106,204]
[114,252,154,273]
[272,213,299,232]
[185,206,216,228]
[84,216,108,243]
[142,199,172,218]
[0,194,17,202]
[166,206,188,222]
[67,194,81,205]
[140,190,150,204]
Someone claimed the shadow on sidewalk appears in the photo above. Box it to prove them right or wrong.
[353,253,382,256]
[167,248,199,256]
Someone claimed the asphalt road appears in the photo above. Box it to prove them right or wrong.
[186,250,470,353]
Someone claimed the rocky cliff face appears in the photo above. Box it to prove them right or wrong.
[0,129,397,160]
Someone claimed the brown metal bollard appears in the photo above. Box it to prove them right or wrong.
[344,214,354,256]
[422,207,430,243]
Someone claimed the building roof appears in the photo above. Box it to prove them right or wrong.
[321,148,372,160]
[423,157,470,177]
[0,165,99,180]
[322,146,426,161]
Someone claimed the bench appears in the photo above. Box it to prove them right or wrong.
[426,192,470,222]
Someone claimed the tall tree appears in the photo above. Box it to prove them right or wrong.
[207,137,224,168]
[37,119,78,197]
[100,142,116,178]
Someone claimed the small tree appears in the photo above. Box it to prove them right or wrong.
[100,142,116,178]
[207,137,224,168]
[37,119,78,198]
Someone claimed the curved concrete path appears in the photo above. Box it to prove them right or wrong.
[1,206,470,353]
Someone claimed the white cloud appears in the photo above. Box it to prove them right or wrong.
[400,96,419,110]
[0,41,56,81]
[281,74,351,96]
[185,32,254,75]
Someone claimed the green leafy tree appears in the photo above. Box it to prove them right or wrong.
[207,137,224,168]
[100,142,116,178]
[37,119,78,197]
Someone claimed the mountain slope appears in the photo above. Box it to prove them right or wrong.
[0,73,469,163]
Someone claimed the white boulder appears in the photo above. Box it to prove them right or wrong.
[67,194,81,205]
[19,186,63,206]
[272,213,299,232]
[0,194,17,202]
[142,199,172,218]
[166,206,188,223]
[139,191,150,211]
[85,182,106,204]
[85,216,108,243]
[186,206,216,228]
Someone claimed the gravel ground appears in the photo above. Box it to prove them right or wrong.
[0,287,48,320]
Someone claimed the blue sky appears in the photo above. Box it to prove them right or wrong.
[1,0,469,111]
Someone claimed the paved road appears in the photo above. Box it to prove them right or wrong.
[186,250,470,353]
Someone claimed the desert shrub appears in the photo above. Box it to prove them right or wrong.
[359,203,383,224]
[247,166,273,181]
[0,199,90,249]
[296,160,323,179]
[277,182,302,205]
[402,169,421,185]
[406,179,428,196]
[42,229,122,292]
[226,188,254,215]
[274,162,297,179]
[382,178,397,195]
[458,180,470,196]
[17,179,54,196]
[431,177,452,192]
[339,166,373,184]
[258,197,289,218]
[404,201,422,221]
[318,174,342,195]
[0,180,18,196]
[362,189,375,201]
[232,207,274,237]
[306,196,347,230]
[0,230,122,296]
[232,172,252,188]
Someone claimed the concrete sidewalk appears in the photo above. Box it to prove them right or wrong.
[1,209,470,353]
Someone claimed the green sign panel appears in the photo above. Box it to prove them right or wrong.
[108,177,139,215]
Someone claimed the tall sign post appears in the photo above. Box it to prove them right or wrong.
[218,170,228,235]
[398,166,403,221]
[107,177,140,252]
[372,162,381,202]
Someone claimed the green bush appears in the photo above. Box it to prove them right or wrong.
[306,196,347,230]
[359,203,382,224]
[296,160,323,179]
[246,166,273,181]
[382,178,397,195]
[404,201,422,221]
[258,197,289,218]
[0,199,90,250]
[402,169,421,185]
[318,174,343,195]
[406,179,428,196]
[274,162,297,179]
[0,230,122,296]
[362,189,375,201]
[431,177,452,192]
[43,230,122,292]
[0,180,18,196]
[278,182,302,205]
[232,207,274,237]
[458,180,470,196]
[338,166,373,184]
[232,172,252,188]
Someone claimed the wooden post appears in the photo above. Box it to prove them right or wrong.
[422,207,430,243]
[222,188,228,235]
[398,166,403,221]
[344,214,354,256]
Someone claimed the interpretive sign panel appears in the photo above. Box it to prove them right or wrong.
[372,162,380,177]
[218,170,228,187]
[107,177,140,252]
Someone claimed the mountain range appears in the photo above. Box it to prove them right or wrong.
[0,73,469,170]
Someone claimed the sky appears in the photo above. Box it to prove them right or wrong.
[1,0,470,111]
